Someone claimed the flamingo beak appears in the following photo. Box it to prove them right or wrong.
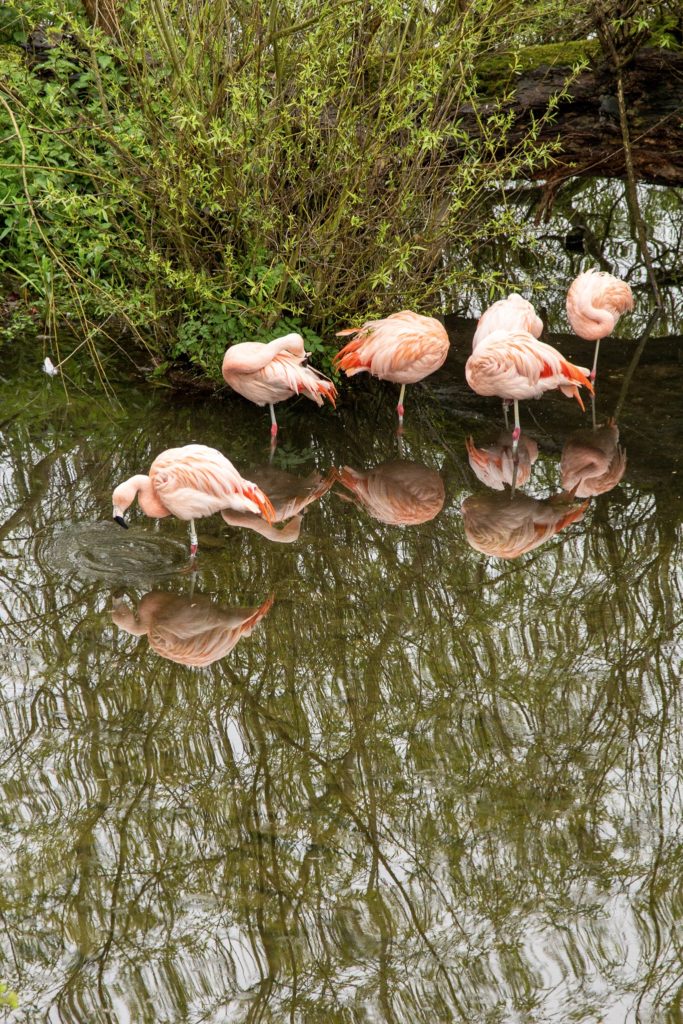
[113,505,128,529]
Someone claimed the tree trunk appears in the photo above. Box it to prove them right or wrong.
[464,47,683,188]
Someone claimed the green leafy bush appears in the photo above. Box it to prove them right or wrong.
[0,0,569,384]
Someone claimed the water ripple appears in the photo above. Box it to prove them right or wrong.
[36,521,189,585]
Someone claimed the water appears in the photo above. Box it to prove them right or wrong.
[1,319,682,1024]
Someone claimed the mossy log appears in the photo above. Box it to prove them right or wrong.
[469,46,683,187]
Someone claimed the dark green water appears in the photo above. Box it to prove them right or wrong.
[1,325,683,1023]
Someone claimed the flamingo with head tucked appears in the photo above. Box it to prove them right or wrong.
[566,269,633,383]
[472,293,543,350]
[334,310,450,427]
[222,333,337,441]
[112,444,275,557]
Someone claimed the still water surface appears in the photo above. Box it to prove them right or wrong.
[1,331,682,1023]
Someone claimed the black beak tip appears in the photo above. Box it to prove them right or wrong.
[114,515,128,529]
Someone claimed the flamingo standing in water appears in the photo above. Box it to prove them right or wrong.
[473,293,543,427]
[465,328,593,464]
[334,311,450,427]
[112,444,275,557]
[566,269,633,383]
[222,333,337,441]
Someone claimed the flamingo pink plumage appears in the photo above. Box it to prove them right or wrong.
[221,467,334,544]
[334,310,450,426]
[466,431,539,491]
[465,328,593,464]
[334,461,445,526]
[112,591,274,667]
[560,421,627,497]
[111,444,276,557]
[566,269,633,381]
[461,491,589,560]
[472,293,543,350]
[222,333,337,440]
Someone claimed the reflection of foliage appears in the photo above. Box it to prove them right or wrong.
[0,384,683,1021]
[0,983,18,1010]
[461,178,683,335]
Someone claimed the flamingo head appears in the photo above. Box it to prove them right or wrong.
[112,479,137,528]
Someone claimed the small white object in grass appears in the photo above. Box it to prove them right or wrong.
[42,357,59,377]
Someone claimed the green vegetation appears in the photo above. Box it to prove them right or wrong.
[0,0,675,384]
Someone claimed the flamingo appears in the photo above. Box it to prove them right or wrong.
[560,420,627,497]
[334,460,445,526]
[566,269,633,383]
[461,490,588,559]
[334,310,450,427]
[112,591,274,666]
[221,467,335,544]
[222,333,337,441]
[465,328,593,464]
[111,444,276,557]
[472,293,543,350]
[466,431,539,491]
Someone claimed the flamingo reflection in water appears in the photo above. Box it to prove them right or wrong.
[560,420,627,498]
[461,491,588,560]
[220,467,335,543]
[334,461,445,526]
[466,431,539,491]
[112,591,274,667]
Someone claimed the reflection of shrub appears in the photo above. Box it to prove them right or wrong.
[0,981,18,1010]
[0,0,564,382]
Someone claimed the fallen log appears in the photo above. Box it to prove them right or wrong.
[470,46,683,188]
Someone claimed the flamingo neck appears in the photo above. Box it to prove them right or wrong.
[129,475,171,518]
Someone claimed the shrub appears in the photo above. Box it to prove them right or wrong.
[0,0,572,383]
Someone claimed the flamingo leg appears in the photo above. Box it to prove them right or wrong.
[397,384,406,425]
[590,339,600,430]
[269,403,278,439]
[189,518,198,558]
[503,400,510,430]
[590,338,601,383]
[510,399,521,497]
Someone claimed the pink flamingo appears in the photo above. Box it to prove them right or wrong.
[465,328,593,464]
[221,467,334,544]
[112,444,276,557]
[466,431,539,491]
[461,491,588,559]
[222,333,337,440]
[112,591,274,667]
[472,293,543,350]
[334,311,450,427]
[334,461,445,526]
[560,420,627,497]
[566,269,633,383]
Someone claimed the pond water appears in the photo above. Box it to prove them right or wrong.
[1,317,682,1023]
